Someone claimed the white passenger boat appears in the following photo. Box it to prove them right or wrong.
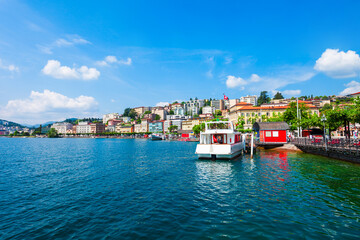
[195,121,245,159]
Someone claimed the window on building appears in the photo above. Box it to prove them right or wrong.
[265,131,272,137]
[272,131,279,137]
[246,113,249,117]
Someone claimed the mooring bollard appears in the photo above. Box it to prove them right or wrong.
[251,133,254,159]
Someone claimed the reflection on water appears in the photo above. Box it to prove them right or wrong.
[0,138,359,239]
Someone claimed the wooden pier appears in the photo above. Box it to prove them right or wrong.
[293,138,360,163]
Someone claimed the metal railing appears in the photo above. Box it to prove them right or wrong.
[292,137,360,151]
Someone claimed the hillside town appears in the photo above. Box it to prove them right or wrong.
[9,91,358,138]
[2,91,360,138]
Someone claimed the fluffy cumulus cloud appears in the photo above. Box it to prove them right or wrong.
[282,90,301,96]
[314,49,360,78]
[339,81,360,96]
[226,76,247,89]
[38,35,90,54]
[0,90,99,124]
[42,60,100,80]
[0,58,19,72]
[96,56,132,66]
[156,102,170,107]
[226,66,315,96]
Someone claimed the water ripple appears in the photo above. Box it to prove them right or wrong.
[0,138,359,239]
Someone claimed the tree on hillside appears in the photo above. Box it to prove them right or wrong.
[215,110,222,116]
[144,110,151,114]
[123,108,131,117]
[273,92,284,100]
[192,123,205,135]
[155,114,161,120]
[128,109,137,119]
[320,103,332,112]
[169,110,174,115]
[168,125,178,133]
[257,91,271,106]
[47,128,59,138]
[283,102,310,130]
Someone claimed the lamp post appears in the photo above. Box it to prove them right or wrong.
[321,115,327,151]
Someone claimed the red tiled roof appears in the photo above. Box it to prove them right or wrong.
[350,91,360,95]
[235,102,253,106]
[238,106,289,110]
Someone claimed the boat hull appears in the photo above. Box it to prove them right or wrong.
[151,136,162,140]
[195,143,244,160]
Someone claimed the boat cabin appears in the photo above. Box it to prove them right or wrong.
[196,121,245,159]
[199,121,243,145]
[253,122,289,146]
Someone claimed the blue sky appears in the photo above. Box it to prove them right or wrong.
[1,0,360,124]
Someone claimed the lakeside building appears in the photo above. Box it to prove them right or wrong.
[134,124,141,133]
[166,115,191,121]
[171,119,183,131]
[171,103,186,116]
[202,106,215,114]
[115,124,134,133]
[149,121,164,133]
[211,99,225,110]
[152,107,168,120]
[103,113,121,124]
[229,102,320,129]
[76,122,91,134]
[225,99,239,109]
[0,130,9,135]
[108,119,123,126]
[106,125,116,132]
[143,113,157,121]
[181,118,209,131]
[51,122,74,134]
[122,117,131,123]
[164,120,171,133]
[240,95,258,106]
[90,123,105,134]
[133,106,151,117]
[199,113,214,118]
[185,99,204,116]
[140,119,150,132]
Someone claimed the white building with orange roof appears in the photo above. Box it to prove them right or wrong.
[229,101,320,129]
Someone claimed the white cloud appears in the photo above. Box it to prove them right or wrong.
[0,59,19,72]
[156,102,170,107]
[42,60,100,80]
[96,56,132,66]
[249,74,261,82]
[339,81,360,96]
[0,90,98,124]
[38,35,90,54]
[282,90,301,96]
[226,75,247,88]
[314,49,360,78]
[226,66,315,95]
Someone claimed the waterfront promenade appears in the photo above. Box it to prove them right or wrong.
[293,138,360,163]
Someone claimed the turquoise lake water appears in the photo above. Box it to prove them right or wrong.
[0,138,359,239]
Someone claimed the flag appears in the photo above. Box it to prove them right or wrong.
[223,94,229,100]
[213,135,218,143]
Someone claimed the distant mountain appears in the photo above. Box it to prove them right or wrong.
[0,119,26,128]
